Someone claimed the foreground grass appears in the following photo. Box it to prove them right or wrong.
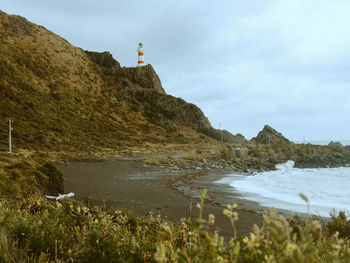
[0,196,159,262]
[0,190,349,262]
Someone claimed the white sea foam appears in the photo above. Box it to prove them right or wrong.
[216,161,350,217]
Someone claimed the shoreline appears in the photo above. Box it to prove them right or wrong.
[57,158,264,237]
[178,170,312,219]
[56,157,321,238]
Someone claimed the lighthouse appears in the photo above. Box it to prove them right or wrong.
[137,42,144,67]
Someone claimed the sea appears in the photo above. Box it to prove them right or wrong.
[216,145,350,218]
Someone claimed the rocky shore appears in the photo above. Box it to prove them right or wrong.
[56,157,263,238]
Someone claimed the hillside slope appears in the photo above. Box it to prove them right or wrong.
[0,10,242,152]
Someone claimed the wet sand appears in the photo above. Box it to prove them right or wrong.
[56,158,264,238]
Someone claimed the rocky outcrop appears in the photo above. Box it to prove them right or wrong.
[116,87,211,131]
[84,52,166,95]
[85,51,121,69]
[113,69,244,142]
[246,126,350,169]
[115,65,166,95]
[84,50,242,142]
[252,125,290,145]
[294,142,350,168]
[294,154,350,168]
[0,10,33,36]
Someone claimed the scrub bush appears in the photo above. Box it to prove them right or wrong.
[154,191,350,263]
[0,191,349,262]
[0,197,159,262]
[327,211,350,239]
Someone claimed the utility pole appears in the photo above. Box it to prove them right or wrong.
[189,186,192,220]
[7,118,13,153]
[219,121,223,145]
[303,135,306,144]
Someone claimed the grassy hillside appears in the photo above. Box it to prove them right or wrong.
[0,10,221,153]
[1,10,350,262]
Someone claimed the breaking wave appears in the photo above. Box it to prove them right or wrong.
[216,161,350,217]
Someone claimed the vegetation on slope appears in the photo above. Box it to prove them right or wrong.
[0,190,350,262]
[1,10,350,263]
[0,10,243,154]
[0,10,174,151]
[0,150,64,197]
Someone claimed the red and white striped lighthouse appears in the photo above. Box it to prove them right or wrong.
[137,42,144,67]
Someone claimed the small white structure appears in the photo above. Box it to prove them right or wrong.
[45,192,75,200]
[137,42,144,67]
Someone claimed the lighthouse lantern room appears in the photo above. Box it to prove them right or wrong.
[137,42,144,67]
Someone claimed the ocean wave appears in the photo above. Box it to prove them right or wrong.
[216,161,350,217]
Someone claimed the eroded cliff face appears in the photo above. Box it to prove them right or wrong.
[85,51,121,69]
[117,87,212,131]
[106,63,213,132]
[115,65,166,95]
[84,50,244,142]
[83,51,165,94]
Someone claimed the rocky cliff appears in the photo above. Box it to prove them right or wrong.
[84,51,244,141]
[252,125,290,145]
[245,125,350,169]
[0,10,241,151]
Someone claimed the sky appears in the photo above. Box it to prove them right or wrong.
[2,0,350,141]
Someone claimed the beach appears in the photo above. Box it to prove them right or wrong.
[56,157,265,238]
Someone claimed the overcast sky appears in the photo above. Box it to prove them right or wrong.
[2,0,350,141]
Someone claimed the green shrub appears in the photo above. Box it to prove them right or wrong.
[130,105,140,112]
[327,211,350,239]
[220,146,235,160]
[0,174,14,195]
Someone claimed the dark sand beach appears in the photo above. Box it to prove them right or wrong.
[56,158,264,238]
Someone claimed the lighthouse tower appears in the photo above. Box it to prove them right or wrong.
[137,42,144,67]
